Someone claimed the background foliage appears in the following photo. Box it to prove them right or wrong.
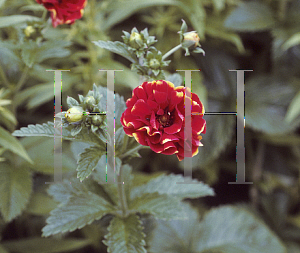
[0,0,300,252]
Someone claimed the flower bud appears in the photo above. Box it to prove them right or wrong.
[149,59,160,70]
[84,96,96,109]
[91,115,103,126]
[65,106,84,123]
[24,26,36,38]
[182,31,200,48]
[129,32,143,49]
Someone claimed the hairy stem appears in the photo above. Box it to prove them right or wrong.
[117,165,128,216]
[162,44,182,60]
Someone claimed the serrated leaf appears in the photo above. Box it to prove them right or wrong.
[13,122,104,146]
[104,214,146,253]
[93,40,137,63]
[42,191,116,237]
[285,90,300,123]
[0,15,41,28]
[2,237,90,253]
[194,206,286,253]
[66,96,79,108]
[130,174,214,200]
[148,203,201,253]
[0,163,32,222]
[0,126,33,164]
[224,2,275,31]
[149,205,286,253]
[129,193,188,220]
[77,145,105,181]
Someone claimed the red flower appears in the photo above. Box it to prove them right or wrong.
[36,0,87,28]
[120,80,206,161]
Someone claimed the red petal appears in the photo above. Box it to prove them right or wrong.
[131,99,151,117]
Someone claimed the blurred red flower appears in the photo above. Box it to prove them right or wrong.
[36,0,87,28]
[120,80,206,161]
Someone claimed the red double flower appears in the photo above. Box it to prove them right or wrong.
[120,80,206,161]
[36,0,87,28]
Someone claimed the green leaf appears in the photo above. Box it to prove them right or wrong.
[0,163,32,222]
[26,192,58,216]
[103,214,146,253]
[36,40,71,63]
[0,126,33,164]
[194,206,286,253]
[148,203,201,253]
[166,73,182,87]
[130,174,214,200]
[2,238,90,253]
[0,15,41,28]
[224,2,275,31]
[21,41,38,68]
[245,75,300,134]
[281,32,300,51]
[0,244,8,253]
[0,0,6,8]
[129,193,187,220]
[93,41,137,63]
[66,96,79,108]
[285,90,300,123]
[149,205,286,253]
[42,191,116,237]
[12,122,104,146]
[103,0,182,31]
[115,127,126,152]
[77,145,105,181]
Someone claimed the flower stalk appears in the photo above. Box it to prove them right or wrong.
[162,44,182,60]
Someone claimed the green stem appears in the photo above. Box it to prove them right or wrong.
[15,66,29,93]
[119,144,144,160]
[162,44,182,60]
[0,64,10,88]
[117,165,128,217]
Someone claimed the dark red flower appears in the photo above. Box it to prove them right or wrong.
[120,80,206,161]
[36,0,87,28]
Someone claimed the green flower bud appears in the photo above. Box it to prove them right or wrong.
[129,32,143,49]
[149,59,160,70]
[91,115,103,126]
[65,106,84,123]
[84,96,96,109]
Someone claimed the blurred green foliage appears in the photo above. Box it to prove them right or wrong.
[0,0,300,252]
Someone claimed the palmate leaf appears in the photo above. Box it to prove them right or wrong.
[129,193,188,220]
[93,41,137,63]
[130,174,214,200]
[103,214,146,253]
[42,192,117,237]
[0,163,32,222]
